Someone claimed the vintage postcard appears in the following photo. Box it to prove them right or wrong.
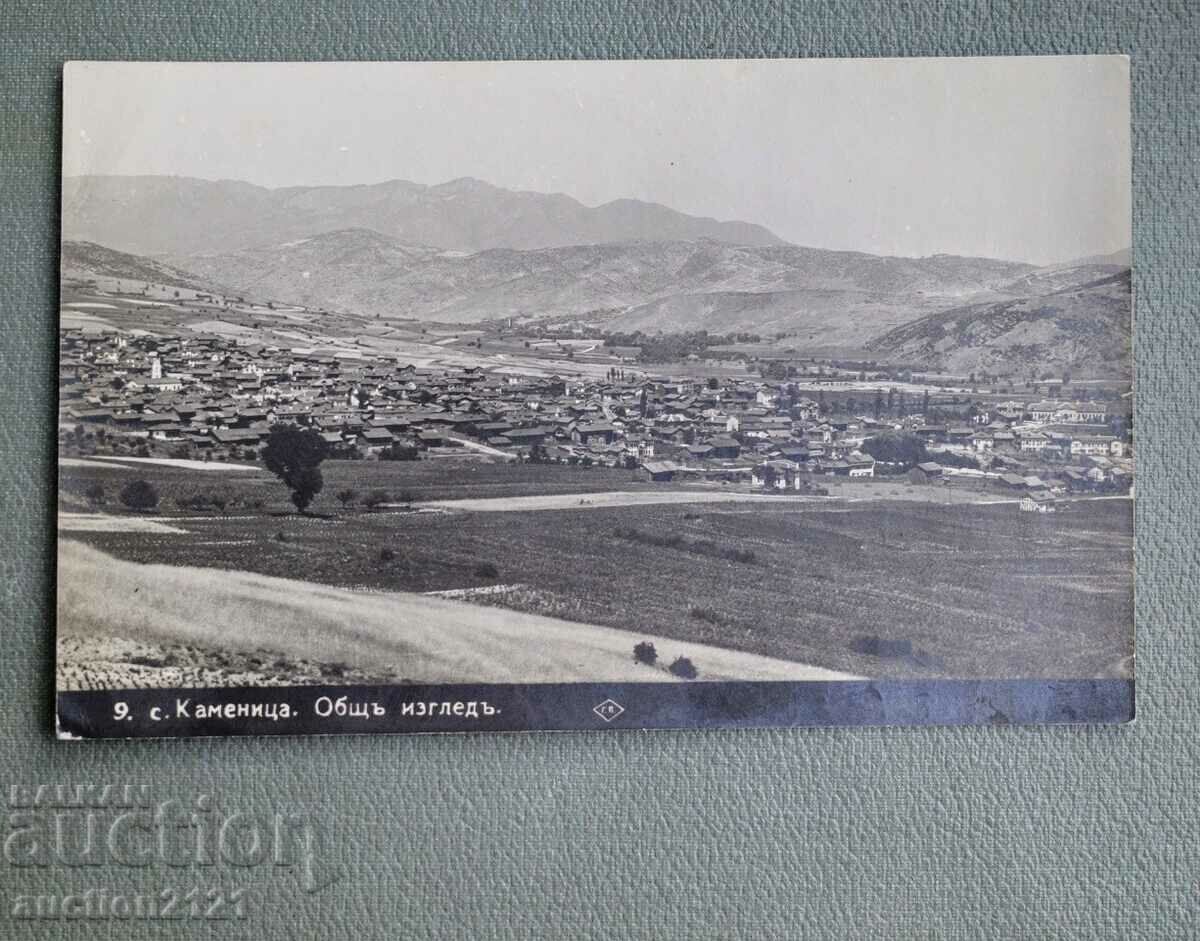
[55,57,1133,737]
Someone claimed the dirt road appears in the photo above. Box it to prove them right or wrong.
[411,489,825,513]
[60,456,260,472]
[58,512,189,534]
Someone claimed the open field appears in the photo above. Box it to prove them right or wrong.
[56,454,1134,679]
[59,458,667,512]
[58,541,854,688]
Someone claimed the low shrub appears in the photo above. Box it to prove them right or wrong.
[119,479,159,512]
[379,443,419,461]
[474,562,499,579]
[363,489,390,510]
[689,606,723,625]
[379,547,396,563]
[633,641,658,665]
[850,635,914,659]
[668,656,698,680]
[613,527,756,564]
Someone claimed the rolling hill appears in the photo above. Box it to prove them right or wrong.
[864,270,1132,377]
[62,174,786,256]
[167,230,1036,336]
[61,240,227,293]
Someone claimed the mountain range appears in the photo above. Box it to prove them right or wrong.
[61,175,1130,375]
[62,175,783,256]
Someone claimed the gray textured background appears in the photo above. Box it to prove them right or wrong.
[2,2,1197,938]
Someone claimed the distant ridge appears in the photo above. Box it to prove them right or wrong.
[161,230,1036,336]
[61,174,787,256]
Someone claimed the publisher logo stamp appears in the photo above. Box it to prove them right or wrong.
[593,699,625,722]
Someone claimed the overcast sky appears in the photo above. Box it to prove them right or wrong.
[63,56,1130,265]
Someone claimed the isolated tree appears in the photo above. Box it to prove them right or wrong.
[261,423,330,513]
[119,479,159,512]
[336,488,358,509]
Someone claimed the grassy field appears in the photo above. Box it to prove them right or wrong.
[56,455,1135,680]
[58,540,854,688]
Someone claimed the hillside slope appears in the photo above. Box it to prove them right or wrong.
[62,240,222,293]
[57,540,853,687]
[864,270,1132,376]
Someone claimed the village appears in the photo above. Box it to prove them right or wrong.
[58,322,1135,514]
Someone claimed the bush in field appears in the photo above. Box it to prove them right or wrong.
[209,493,227,513]
[119,479,159,512]
[668,656,699,680]
[396,489,416,506]
[613,527,756,564]
[689,606,723,625]
[135,443,151,458]
[474,562,499,579]
[336,488,358,509]
[363,489,390,510]
[261,423,330,513]
[379,547,396,563]
[633,642,658,666]
[850,635,914,659]
[84,483,105,506]
[275,530,288,543]
[379,442,419,461]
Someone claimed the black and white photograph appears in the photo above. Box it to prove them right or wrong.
[54,57,1134,736]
